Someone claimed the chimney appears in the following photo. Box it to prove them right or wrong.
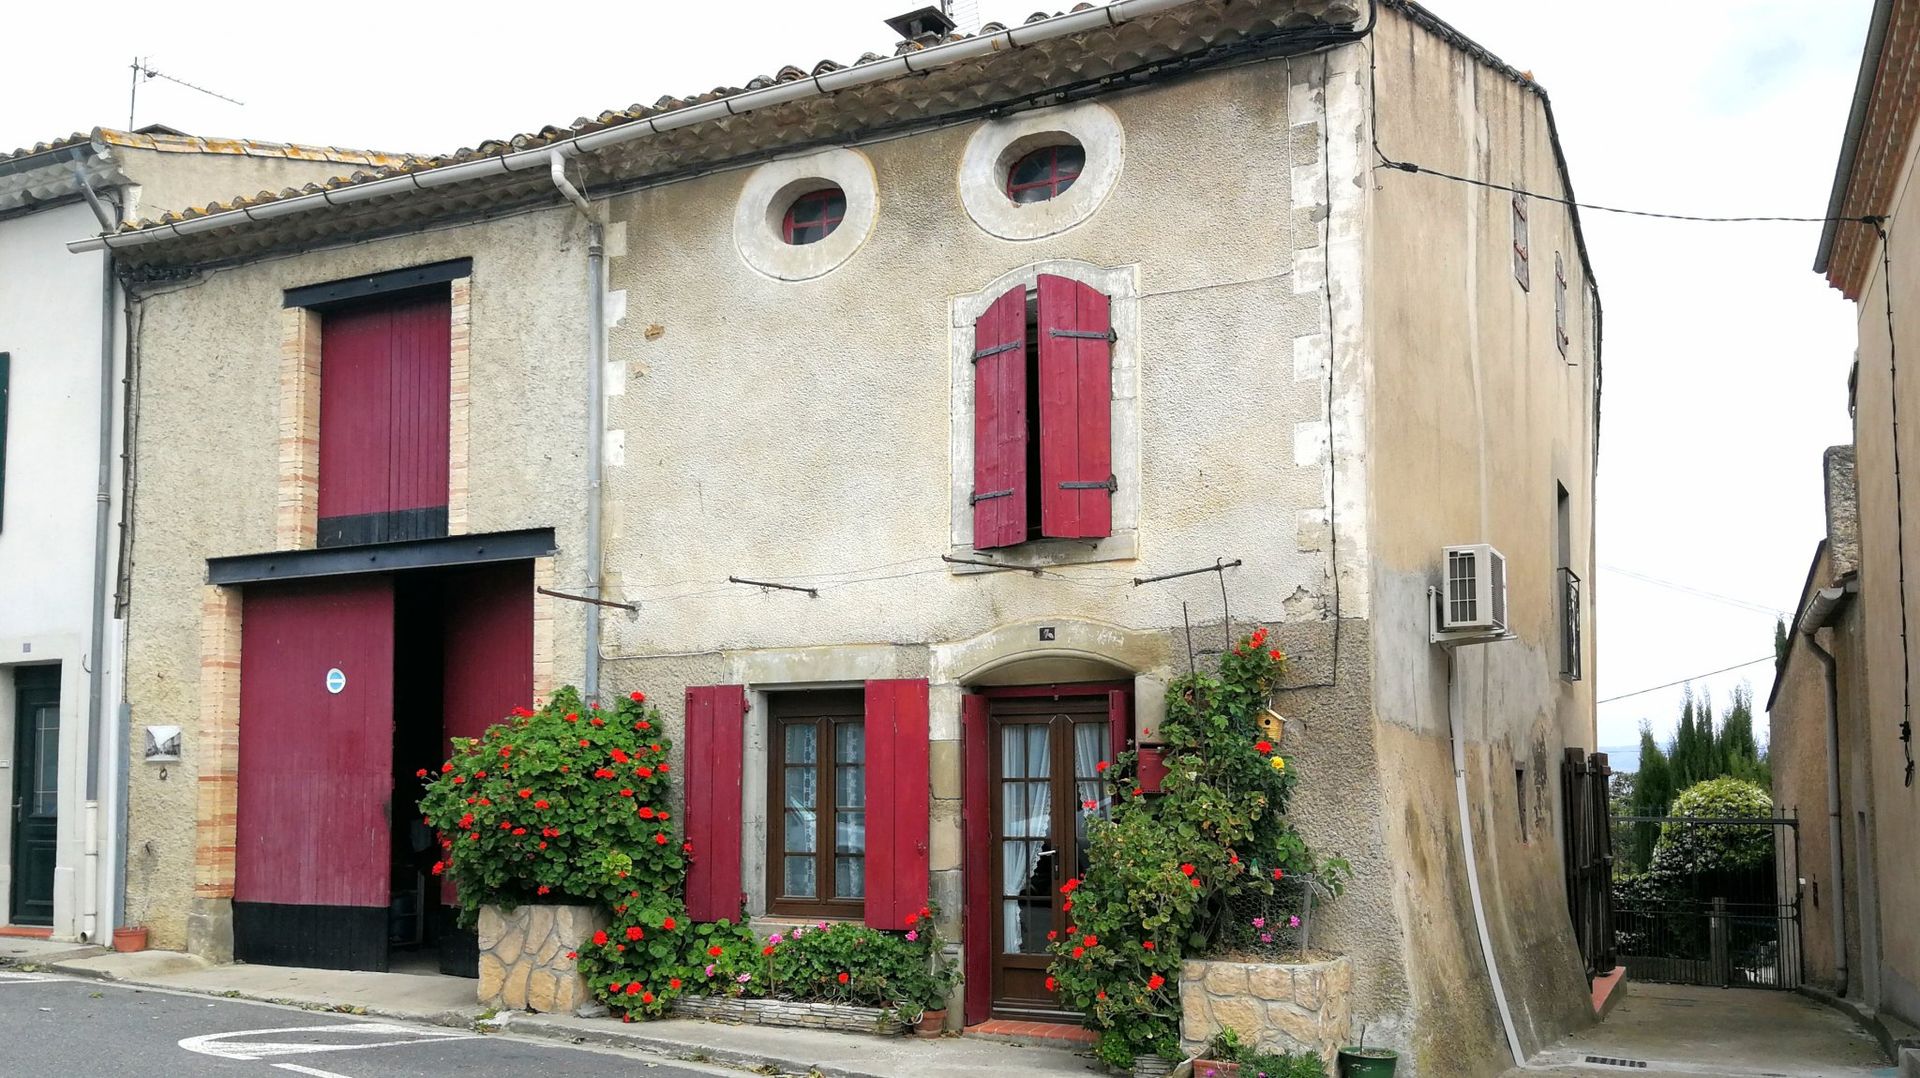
[884,5,958,48]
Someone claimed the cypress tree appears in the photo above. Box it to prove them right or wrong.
[1672,687,1700,788]
[1628,721,1675,871]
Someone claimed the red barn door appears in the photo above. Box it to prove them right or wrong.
[233,576,397,971]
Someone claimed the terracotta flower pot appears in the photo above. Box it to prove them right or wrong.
[915,1007,947,1037]
[112,925,148,953]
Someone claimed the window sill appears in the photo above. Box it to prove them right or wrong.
[750,912,865,937]
[948,530,1137,574]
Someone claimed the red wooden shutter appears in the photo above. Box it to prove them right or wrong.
[863,679,930,929]
[972,286,1029,549]
[317,289,450,545]
[683,684,746,922]
[961,693,993,1025]
[1037,274,1113,539]
[1107,688,1131,766]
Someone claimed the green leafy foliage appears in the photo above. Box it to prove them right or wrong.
[1650,776,1774,877]
[1205,1028,1329,1078]
[578,907,955,1021]
[1044,629,1347,1068]
[416,687,684,924]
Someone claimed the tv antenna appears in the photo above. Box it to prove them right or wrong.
[129,57,245,130]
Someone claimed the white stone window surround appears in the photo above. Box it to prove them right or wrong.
[733,147,878,281]
[958,101,1125,241]
[948,259,1141,571]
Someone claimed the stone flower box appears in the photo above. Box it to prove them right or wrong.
[1179,954,1353,1066]
[671,994,908,1035]
[477,903,608,1014]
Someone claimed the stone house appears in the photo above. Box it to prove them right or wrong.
[0,127,411,945]
[69,1,1602,1073]
[1784,0,1920,1044]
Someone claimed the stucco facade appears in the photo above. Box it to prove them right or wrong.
[1814,0,1920,1034]
[0,134,386,944]
[88,2,1598,1074]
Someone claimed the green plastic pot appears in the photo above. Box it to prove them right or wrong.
[1336,1047,1398,1078]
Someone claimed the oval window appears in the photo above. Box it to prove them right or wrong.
[1006,143,1086,204]
[782,186,847,245]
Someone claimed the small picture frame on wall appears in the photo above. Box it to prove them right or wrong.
[144,725,182,762]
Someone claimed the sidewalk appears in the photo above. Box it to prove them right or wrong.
[7,944,1102,1078]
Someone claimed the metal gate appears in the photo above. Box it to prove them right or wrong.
[1561,749,1616,981]
[1610,813,1802,989]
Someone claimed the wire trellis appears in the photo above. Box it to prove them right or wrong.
[1211,872,1335,960]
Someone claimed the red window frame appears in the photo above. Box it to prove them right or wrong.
[1006,144,1085,203]
[782,187,846,245]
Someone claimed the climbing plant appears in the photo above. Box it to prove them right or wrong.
[1045,628,1349,1068]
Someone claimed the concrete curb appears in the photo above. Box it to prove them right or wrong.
[1799,984,1920,1066]
[508,1013,902,1078]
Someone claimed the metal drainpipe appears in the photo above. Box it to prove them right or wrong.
[1446,650,1526,1068]
[550,151,606,701]
[74,166,121,942]
[1803,586,1850,996]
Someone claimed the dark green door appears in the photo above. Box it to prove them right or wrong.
[10,667,59,927]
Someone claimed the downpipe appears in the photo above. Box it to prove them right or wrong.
[551,151,606,701]
[1446,650,1526,1068]
[75,166,120,943]
[1802,585,1851,996]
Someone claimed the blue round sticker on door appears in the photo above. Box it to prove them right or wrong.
[325,667,347,695]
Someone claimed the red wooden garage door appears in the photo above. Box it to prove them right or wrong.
[437,561,533,906]
[233,576,396,971]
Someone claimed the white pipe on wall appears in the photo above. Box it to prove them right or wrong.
[1447,651,1527,1068]
[549,151,606,701]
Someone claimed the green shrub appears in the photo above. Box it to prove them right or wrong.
[1205,1029,1328,1078]
[1650,776,1773,877]
[416,687,684,924]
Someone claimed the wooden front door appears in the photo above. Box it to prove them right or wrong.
[233,576,396,971]
[987,694,1112,1019]
[8,667,60,927]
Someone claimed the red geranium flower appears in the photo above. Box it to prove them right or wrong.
[1272,868,1285,880]
[1143,941,1156,950]
[624,983,641,996]
[634,766,654,778]
[1147,973,1166,990]
[641,991,654,1004]
[655,833,668,845]
[534,800,550,810]
[611,748,630,764]
[1270,649,1283,660]
[662,917,676,930]
[451,775,465,785]
[837,972,850,984]
[626,926,644,941]
[1045,976,1057,991]
[1180,863,1196,877]
[762,946,775,956]
[630,691,645,702]
[620,788,634,798]
[519,789,533,799]
[593,931,609,946]
[1046,930,1057,941]
[441,763,454,773]
[1071,946,1085,959]
[537,885,550,895]
[590,717,604,727]
[578,739,590,748]
[511,827,526,836]
[1095,760,1110,772]
[638,806,656,819]
[1255,741,1272,754]
[668,977,682,990]
[708,946,723,957]
[415,768,429,779]
[430,861,445,875]
[565,712,579,723]
[636,720,651,731]
[682,842,694,853]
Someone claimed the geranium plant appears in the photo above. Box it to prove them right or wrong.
[417,687,684,924]
[1047,629,1350,1068]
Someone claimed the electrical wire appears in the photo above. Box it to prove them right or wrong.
[1598,565,1789,616]
[1872,219,1917,787]
[1596,656,1774,705]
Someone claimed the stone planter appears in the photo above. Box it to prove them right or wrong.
[1179,954,1353,1066]
[671,994,907,1035]
[476,903,608,1014]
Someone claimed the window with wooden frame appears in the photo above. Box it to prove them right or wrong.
[1554,251,1570,358]
[1006,143,1085,204]
[970,275,1114,549]
[782,187,846,246]
[768,690,867,916]
[1512,190,1530,291]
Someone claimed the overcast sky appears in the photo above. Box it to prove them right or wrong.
[1,1,1872,755]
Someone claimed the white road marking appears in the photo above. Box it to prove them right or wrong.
[0,972,52,983]
[272,1065,356,1078]
[178,1022,474,1061]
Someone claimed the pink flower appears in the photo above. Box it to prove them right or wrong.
[704,964,716,977]
[769,933,783,945]
[1252,917,1266,928]
[1260,932,1273,944]
[905,930,918,941]
[1289,915,1301,928]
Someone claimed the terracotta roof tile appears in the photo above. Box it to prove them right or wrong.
[2,127,418,171]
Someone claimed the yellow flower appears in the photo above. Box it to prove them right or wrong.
[1270,755,1287,772]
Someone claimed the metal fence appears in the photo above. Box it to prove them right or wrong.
[1610,814,1802,990]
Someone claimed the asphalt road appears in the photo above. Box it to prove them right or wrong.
[0,970,729,1078]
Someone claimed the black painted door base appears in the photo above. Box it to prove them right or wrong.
[234,902,388,971]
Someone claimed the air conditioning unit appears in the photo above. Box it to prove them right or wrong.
[1440,544,1508,634]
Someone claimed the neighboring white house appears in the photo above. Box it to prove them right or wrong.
[0,127,414,942]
